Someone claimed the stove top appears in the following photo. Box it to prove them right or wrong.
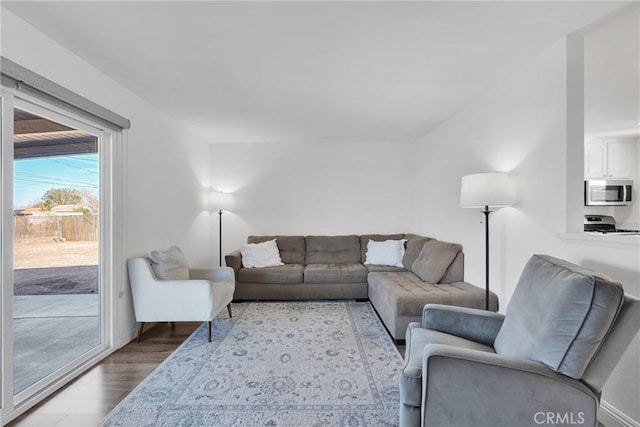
[589,229,640,235]
[584,215,640,234]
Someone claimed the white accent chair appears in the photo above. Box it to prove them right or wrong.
[127,257,235,342]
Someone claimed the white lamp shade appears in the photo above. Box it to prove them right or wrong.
[209,191,233,212]
[460,172,516,208]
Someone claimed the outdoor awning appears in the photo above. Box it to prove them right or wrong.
[13,109,97,160]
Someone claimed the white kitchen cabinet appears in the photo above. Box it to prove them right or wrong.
[585,140,636,179]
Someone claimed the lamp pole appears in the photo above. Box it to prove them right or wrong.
[210,190,232,267]
[218,209,223,266]
[482,205,491,310]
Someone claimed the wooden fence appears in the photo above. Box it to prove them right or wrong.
[14,214,99,241]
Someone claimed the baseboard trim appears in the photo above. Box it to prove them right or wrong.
[116,322,140,348]
[600,400,640,427]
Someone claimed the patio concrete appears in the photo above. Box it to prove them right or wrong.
[13,295,100,393]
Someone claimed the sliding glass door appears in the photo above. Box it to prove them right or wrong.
[1,90,120,422]
[13,107,102,394]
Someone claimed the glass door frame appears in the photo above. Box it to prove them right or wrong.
[1,87,123,423]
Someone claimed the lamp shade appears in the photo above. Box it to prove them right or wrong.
[460,172,516,208]
[209,190,233,212]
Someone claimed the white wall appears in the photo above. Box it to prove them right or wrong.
[412,39,571,305]
[411,35,639,425]
[1,10,214,346]
[210,142,415,261]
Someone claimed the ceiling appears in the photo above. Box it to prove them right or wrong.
[2,1,633,144]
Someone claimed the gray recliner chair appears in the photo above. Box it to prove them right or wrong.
[399,254,640,427]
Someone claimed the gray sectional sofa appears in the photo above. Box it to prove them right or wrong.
[225,234,498,341]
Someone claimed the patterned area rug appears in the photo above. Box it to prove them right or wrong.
[102,301,403,426]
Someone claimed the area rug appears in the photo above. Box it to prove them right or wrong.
[102,301,404,426]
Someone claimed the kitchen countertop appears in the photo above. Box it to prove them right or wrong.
[558,232,640,251]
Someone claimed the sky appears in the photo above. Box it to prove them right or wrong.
[13,153,99,209]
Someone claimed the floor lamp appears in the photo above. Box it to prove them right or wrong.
[460,172,515,310]
[209,191,233,266]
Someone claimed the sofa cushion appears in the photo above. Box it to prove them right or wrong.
[494,254,624,379]
[411,240,461,283]
[440,252,464,284]
[359,234,406,263]
[402,234,432,270]
[147,246,189,280]
[368,272,488,316]
[305,235,361,264]
[365,264,406,273]
[248,235,305,264]
[238,264,305,284]
[304,263,368,284]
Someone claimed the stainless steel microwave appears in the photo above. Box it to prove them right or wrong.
[584,179,633,206]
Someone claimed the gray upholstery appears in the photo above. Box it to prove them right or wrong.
[420,345,598,427]
[439,251,464,284]
[402,234,432,270]
[232,281,368,301]
[365,264,407,273]
[399,254,640,427]
[401,322,495,407]
[305,235,361,264]
[304,263,368,284]
[368,272,498,340]
[421,304,505,346]
[247,235,305,264]
[237,264,305,284]
[494,255,624,379]
[411,240,462,283]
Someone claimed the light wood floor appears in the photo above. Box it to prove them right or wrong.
[7,322,201,427]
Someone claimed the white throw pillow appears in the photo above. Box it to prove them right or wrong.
[240,239,285,268]
[364,239,407,267]
[147,246,189,280]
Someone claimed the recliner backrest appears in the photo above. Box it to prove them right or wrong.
[494,254,624,380]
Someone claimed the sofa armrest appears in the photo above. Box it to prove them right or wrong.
[421,344,598,427]
[225,250,242,276]
[422,304,505,346]
[189,267,235,283]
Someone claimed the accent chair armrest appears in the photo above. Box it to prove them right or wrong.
[225,250,242,276]
[421,344,599,427]
[422,304,505,346]
[189,267,235,283]
[132,278,217,321]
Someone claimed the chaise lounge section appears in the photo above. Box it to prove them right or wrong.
[226,234,498,340]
